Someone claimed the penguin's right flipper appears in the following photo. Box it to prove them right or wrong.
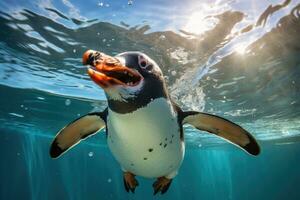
[50,110,107,158]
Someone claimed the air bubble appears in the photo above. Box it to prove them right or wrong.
[78,84,84,89]
[107,178,112,183]
[65,99,71,106]
[159,35,166,40]
[88,152,94,157]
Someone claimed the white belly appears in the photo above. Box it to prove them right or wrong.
[107,98,185,178]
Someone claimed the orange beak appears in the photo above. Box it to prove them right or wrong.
[82,50,142,88]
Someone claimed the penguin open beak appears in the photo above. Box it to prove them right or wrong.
[82,50,143,88]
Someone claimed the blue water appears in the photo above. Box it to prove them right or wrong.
[1,0,300,199]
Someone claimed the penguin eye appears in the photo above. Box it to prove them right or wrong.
[138,55,151,69]
[141,60,147,68]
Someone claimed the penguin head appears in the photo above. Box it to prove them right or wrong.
[83,50,168,113]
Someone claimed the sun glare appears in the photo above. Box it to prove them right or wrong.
[184,12,218,35]
[235,41,252,55]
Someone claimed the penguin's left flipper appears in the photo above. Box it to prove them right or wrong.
[50,110,107,158]
[182,111,260,155]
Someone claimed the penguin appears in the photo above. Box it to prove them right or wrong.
[50,50,260,195]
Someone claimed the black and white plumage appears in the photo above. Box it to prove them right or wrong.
[50,50,260,195]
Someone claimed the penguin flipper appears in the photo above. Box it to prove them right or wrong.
[181,111,260,155]
[50,111,107,158]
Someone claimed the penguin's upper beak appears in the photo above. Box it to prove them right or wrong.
[82,50,142,88]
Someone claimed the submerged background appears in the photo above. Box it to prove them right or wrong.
[1,0,300,199]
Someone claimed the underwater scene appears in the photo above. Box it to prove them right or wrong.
[1,0,300,199]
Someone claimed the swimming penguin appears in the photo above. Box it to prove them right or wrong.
[50,50,260,195]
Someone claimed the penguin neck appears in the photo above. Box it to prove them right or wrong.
[107,80,169,114]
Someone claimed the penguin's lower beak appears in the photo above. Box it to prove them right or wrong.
[82,50,142,88]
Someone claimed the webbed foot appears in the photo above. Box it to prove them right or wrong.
[123,172,139,193]
[152,176,172,195]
